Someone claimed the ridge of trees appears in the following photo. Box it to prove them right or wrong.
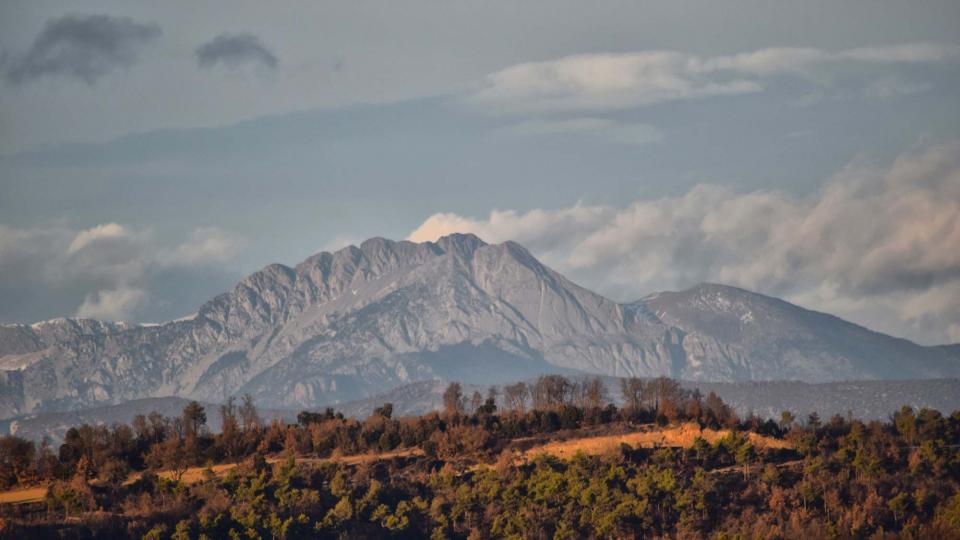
[0,375,958,539]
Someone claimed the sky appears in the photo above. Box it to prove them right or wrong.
[0,1,958,345]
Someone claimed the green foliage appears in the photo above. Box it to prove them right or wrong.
[2,377,959,539]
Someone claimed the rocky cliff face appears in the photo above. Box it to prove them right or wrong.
[1,234,957,419]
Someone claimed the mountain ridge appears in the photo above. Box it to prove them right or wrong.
[1,233,957,420]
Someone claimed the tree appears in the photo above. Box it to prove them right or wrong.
[374,402,394,419]
[504,382,529,413]
[735,442,756,480]
[182,401,207,438]
[220,396,241,462]
[888,492,911,525]
[161,438,189,482]
[471,391,484,413]
[487,385,499,404]
[620,378,644,416]
[0,435,36,489]
[779,411,795,431]
[531,375,572,410]
[704,392,735,428]
[648,377,681,412]
[583,377,607,410]
[443,382,465,415]
[99,458,131,492]
[240,394,261,432]
[894,406,917,445]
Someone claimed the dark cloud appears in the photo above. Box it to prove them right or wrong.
[195,33,278,71]
[5,14,161,85]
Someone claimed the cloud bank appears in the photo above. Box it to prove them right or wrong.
[0,223,243,322]
[5,13,161,85]
[195,33,278,71]
[410,142,960,345]
[469,43,960,113]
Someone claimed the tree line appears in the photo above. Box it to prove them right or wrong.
[0,374,957,538]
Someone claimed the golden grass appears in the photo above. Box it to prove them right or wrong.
[519,422,790,461]
[135,447,424,485]
[150,462,240,484]
[0,486,45,504]
[0,447,425,505]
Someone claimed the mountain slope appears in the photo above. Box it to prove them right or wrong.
[0,234,957,419]
[642,284,959,381]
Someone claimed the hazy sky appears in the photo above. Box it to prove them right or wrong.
[1,1,959,345]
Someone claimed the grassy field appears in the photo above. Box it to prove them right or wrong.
[136,447,425,485]
[0,447,425,506]
[0,426,786,504]
[0,486,46,505]
[515,422,790,461]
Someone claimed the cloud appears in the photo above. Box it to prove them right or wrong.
[5,13,161,85]
[409,142,960,345]
[163,227,244,266]
[496,117,663,145]
[67,222,131,253]
[469,43,960,113]
[840,43,960,63]
[195,33,279,71]
[0,223,243,323]
[75,287,147,320]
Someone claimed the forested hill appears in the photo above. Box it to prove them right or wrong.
[1,375,959,538]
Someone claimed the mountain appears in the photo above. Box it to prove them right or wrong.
[642,284,960,381]
[1,234,957,420]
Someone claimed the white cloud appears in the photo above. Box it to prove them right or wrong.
[409,142,960,345]
[75,286,147,320]
[469,43,960,113]
[0,223,244,323]
[163,227,243,266]
[67,222,131,253]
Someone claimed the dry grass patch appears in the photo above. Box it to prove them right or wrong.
[0,486,46,505]
[128,447,424,485]
[520,423,790,461]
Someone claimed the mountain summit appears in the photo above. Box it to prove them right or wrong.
[1,234,957,418]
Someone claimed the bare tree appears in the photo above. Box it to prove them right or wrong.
[443,382,465,415]
[583,377,607,409]
[239,394,261,432]
[648,377,682,411]
[532,375,571,410]
[504,382,529,413]
[161,438,189,482]
[470,391,484,413]
[220,397,241,462]
[620,377,645,414]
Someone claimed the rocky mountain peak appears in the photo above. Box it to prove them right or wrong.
[0,237,957,420]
